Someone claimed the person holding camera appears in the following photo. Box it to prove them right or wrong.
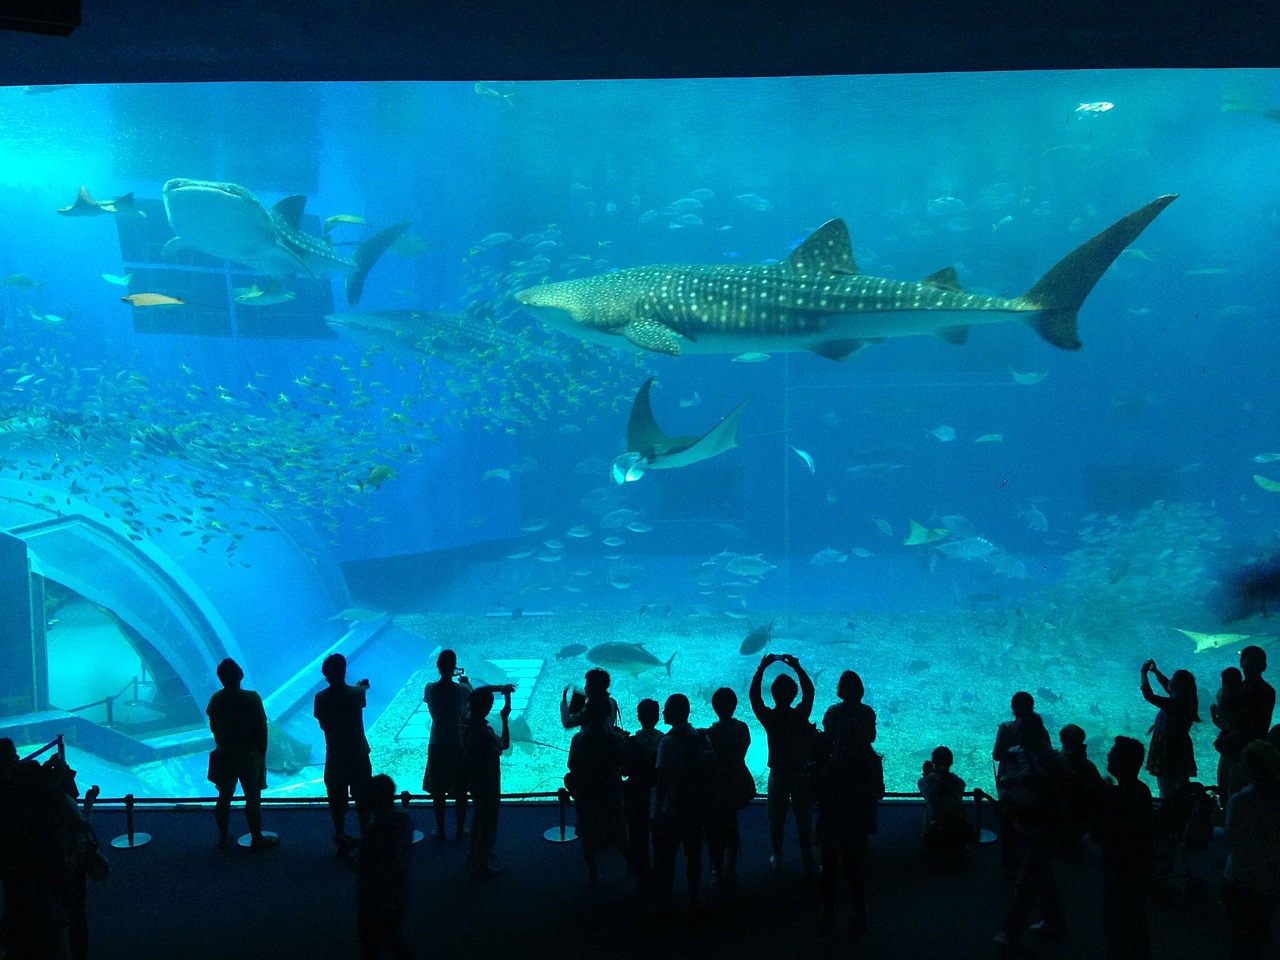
[462,683,514,879]
[423,649,473,843]
[314,653,373,856]
[1139,658,1200,799]
[748,652,816,877]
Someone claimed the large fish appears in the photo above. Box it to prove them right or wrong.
[611,377,747,483]
[161,178,409,306]
[515,195,1176,359]
[586,641,677,677]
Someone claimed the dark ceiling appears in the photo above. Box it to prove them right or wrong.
[1,0,1278,85]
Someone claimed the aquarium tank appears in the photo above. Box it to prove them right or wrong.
[0,71,1276,800]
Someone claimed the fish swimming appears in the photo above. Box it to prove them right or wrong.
[515,195,1175,359]
[161,178,410,306]
[610,377,748,483]
[586,641,677,677]
[740,619,774,655]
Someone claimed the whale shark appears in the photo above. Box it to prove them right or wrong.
[161,178,410,306]
[611,377,748,483]
[516,195,1176,360]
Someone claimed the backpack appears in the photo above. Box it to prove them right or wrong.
[997,746,1065,829]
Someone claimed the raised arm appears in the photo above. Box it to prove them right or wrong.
[749,656,769,722]
[793,657,815,719]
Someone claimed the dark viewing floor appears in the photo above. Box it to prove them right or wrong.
[71,800,1235,959]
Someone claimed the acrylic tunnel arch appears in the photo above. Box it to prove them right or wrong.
[0,473,373,794]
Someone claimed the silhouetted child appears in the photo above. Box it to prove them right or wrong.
[1212,667,1247,798]
[918,746,970,864]
[749,652,816,876]
[423,649,472,843]
[561,667,621,730]
[706,687,752,890]
[356,774,414,960]
[1092,736,1154,960]
[622,698,662,890]
[1058,724,1103,860]
[314,652,373,855]
[462,684,511,879]
[206,658,276,850]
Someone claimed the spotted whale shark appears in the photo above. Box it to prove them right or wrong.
[161,178,410,306]
[516,195,1176,359]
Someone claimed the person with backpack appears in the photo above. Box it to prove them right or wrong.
[749,652,817,877]
[816,670,882,933]
[994,713,1068,949]
[652,694,713,916]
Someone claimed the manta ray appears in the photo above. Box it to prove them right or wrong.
[161,178,409,306]
[611,377,747,483]
[516,195,1176,359]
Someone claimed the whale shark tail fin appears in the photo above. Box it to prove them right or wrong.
[346,220,412,306]
[1021,194,1177,350]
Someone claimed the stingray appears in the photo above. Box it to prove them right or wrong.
[610,377,748,483]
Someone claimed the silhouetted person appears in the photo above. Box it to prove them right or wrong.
[356,774,414,960]
[1216,739,1280,960]
[918,746,970,864]
[423,649,472,843]
[1213,667,1247,798]
[994,712,1067,949]
[653,693,712,915]
[2,759,100,960]
[1139,659,1200,798]
[994,691,1050,877]
[462,684,512,879]
[567,697,629,885]
[561,667,621,730]
[749,652,816,876]
[1058,724,1103,860]
[706,687,752,890]
[1092,736,1155,960]
[314,652,373,855]
[0,737,19,953]
[622,698,662,893]
[206,658,276,850]
[817,670,881,933]
[1236,647,1276,788]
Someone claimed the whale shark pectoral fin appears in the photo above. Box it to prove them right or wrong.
[935,324,970,345]
[811,338,877,361]
[624,319,683,356]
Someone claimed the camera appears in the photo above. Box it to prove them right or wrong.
[454,667,466,677]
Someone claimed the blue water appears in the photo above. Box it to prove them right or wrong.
[1,71,1276,797]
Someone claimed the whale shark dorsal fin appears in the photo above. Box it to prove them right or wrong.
[923,266,964,292]
[273,195,308,231]
[786,219,859,276]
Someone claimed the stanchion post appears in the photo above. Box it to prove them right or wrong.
[542,786,577,843]
[110,792,152,849]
